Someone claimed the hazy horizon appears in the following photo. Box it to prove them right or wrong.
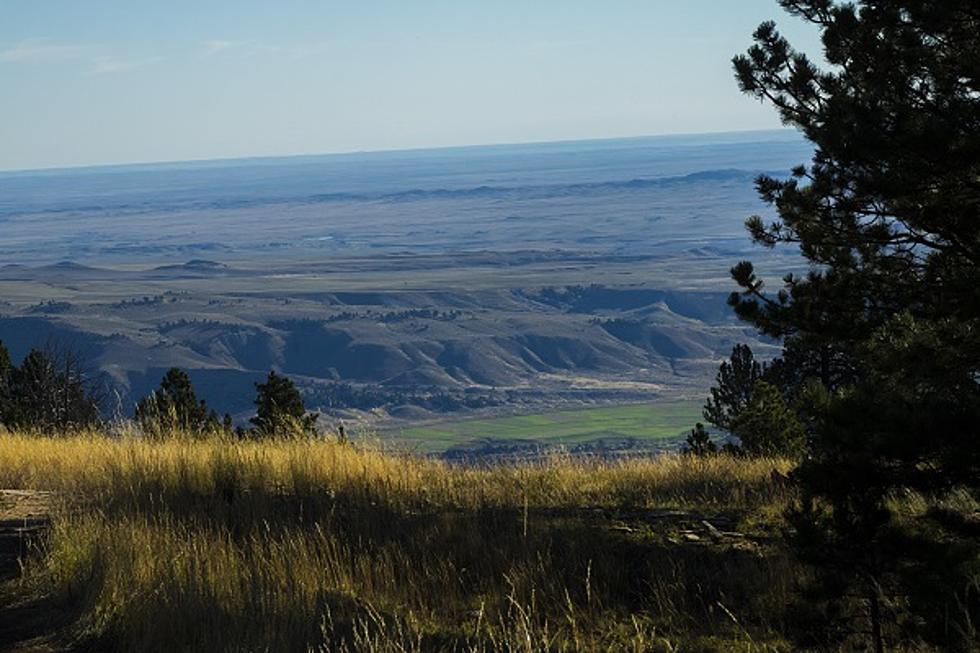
[0,127,800,175]
[1,1,823,171]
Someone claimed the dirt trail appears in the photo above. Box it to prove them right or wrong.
[0,490,64,653]
[0,491,52,521]
[0,490,52,578]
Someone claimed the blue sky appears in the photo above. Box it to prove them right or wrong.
[0,1,823,170]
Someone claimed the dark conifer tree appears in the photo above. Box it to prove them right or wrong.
[682,422,716,456]
[730,2,980,649]
[135,368,221,436]
[703,344,763,431]
[730,380,805,458]
[13,350,62,429]
[8,347,101,431]
[0,340,12,426]
[250,371,318,438]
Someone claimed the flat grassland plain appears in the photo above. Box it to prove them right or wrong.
[0,131,808,452]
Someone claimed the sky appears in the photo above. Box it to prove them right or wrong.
[0,1,824,171]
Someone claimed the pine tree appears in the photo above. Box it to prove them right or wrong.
[135,368,221,437]
[730,2,980,649]
[730,380,805,458]
[250,371,318,438]
[0,341,12,427]
[682,422,717,456]
[12,350,60,429]
[7,347,101,431]
[762,336,856,401]
[703,344,763,431]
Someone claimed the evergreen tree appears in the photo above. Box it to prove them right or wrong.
[135,368,221,437]
[682,422,716,456]
[250,371,318,438]
[7,347,101,431]
[762,336,856,401]
[0,341,12,427]
[730,2,980,649]
[703,344,763,431]
[730,380,805,458]
[12,350,61,429]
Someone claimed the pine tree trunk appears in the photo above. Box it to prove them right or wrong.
[820,345,831,388]
[869,585,884,653]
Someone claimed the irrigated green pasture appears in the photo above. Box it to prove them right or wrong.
[394,400,703,451]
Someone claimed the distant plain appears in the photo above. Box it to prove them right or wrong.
[0,130,809,452]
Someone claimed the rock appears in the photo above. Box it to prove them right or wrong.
[701,519,723,540]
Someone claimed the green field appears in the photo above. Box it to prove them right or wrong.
[391,400,703,452]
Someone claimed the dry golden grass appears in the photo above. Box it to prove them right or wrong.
[0,430,800,652]
[0,430,793,512]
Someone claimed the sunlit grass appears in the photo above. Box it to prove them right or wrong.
[0,429,792,513]
[1,429,799,652]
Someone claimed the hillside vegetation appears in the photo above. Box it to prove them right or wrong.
[0,430,810,652]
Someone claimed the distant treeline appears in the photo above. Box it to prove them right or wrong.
[304,381,503,413]
[0,340,324,439]
[0,340,103,431]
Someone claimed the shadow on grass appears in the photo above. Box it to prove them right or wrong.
[23,498,799,652]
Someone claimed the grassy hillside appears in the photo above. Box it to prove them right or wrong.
[0,431,804,652]
[2,431,968,651]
